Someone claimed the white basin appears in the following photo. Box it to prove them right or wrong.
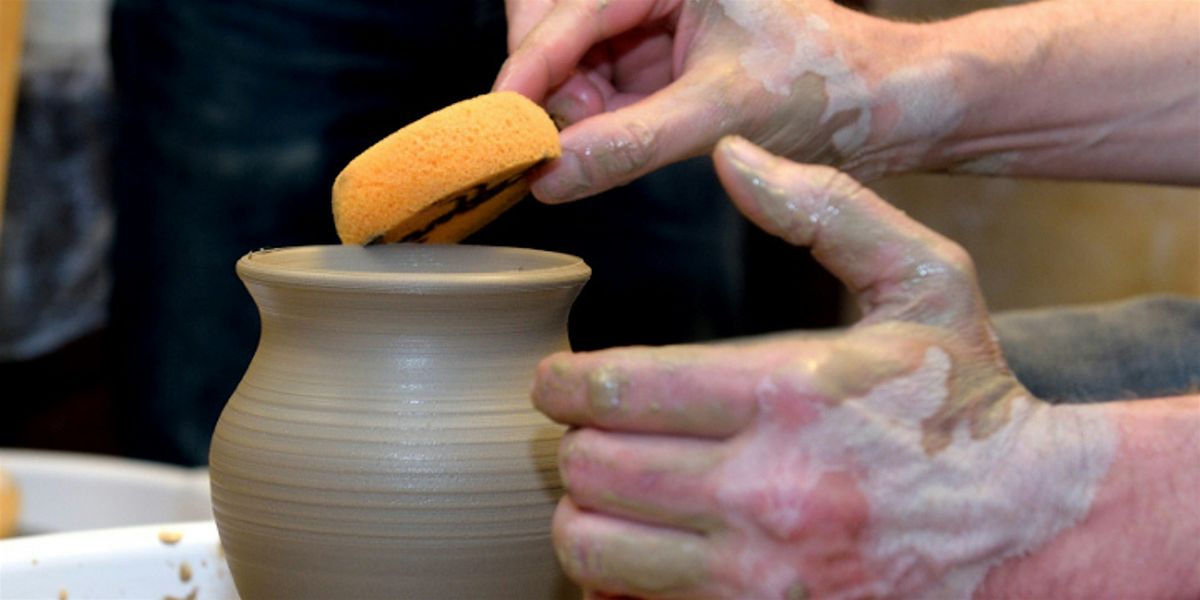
[0,450,237,598]
[0,520,238,599]
[0,449,211,535]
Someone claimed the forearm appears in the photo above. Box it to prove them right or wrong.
[978,395,1200,599]
[858,0,1200,184]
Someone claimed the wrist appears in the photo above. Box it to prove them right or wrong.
[852,2,1125,179]
[978,396,1200,599]
[843,4,1051,179]
[839,15,974,180]
[854,1,1200,183]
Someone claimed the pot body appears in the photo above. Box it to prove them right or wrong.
[210,245,589,599]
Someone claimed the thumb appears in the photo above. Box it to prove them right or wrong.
[505,0,556,53]
[713,136,988,329]
[532,76,732,203]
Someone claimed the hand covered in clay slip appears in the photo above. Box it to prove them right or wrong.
[495,0,937,203]
[532,137,1120,599]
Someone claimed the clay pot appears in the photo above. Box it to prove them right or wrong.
[209,245,589,599]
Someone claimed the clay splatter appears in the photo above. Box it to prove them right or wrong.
[588,368,625,417]
[163,588,198,600]
[158,530,183,545]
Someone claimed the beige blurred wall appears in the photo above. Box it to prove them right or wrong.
[863,0,1200,312]
[871,176,1200,311]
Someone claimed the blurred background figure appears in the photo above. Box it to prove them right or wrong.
[105,0,842,465]
[0,0,116,453]
[3,0,842,465]
[0,0,1195,466]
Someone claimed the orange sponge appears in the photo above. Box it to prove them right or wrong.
[332,91,560,244]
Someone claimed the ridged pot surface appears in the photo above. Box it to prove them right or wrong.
[210,245,589,599]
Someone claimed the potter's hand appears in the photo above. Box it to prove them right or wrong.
[532,138,1120,599]
[495,0,919,203]
[499,1,1200,201]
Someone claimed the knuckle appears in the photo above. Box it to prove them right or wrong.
[918,239,980,298]
[720,477,810,542]
[823,168,865,197]
[938,239,976,277]
[593,120,658,181]
[811,167,864,202]
[799,167,869,227]
[747,363,818,423]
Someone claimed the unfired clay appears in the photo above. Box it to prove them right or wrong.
[209,244,589,599]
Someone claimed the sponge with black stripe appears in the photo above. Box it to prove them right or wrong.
[332,91,560,245]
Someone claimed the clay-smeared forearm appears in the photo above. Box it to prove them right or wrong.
[873,0,1200,185]
[976,395,1200,599]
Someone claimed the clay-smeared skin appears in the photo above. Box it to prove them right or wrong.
[502,0,1200,199]
[495,0,968,203]
[489,0,892,202]
[531,139,1116,599]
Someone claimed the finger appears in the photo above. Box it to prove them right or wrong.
[506,0,557,52]
[544,77,650,129]
[494,0,681,100]
[713,136,988,328]
[554,497,716,599]
[531,74,733,203]
[543,27,672,127]
[532,339,816,436]
[559,428,724,532]
[608,26,676,94]
[545,69,617,128]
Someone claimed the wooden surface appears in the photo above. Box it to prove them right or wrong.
[861,0,1200,314]
[872,176,1200,312]
[0,0,24,241]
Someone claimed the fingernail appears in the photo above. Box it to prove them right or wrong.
[546,95,583,130]
[717,135,781,195]
[531,150,591,203]
[492,59,514,92]
[715,137,809,243]
[717,135,771,172]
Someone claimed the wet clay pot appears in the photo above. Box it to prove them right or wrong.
[209,245,589,599]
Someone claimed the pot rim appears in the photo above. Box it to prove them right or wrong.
[236,244,591,292]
